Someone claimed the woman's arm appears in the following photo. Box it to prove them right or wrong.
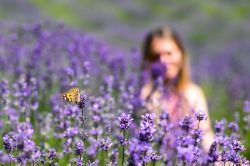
[185,83,215,153]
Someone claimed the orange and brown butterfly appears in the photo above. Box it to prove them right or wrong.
[61,87,80,104]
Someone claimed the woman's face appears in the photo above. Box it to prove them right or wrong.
[151,37,183,81]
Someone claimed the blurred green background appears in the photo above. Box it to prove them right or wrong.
[1,0,250,158]
[1,0,250,49]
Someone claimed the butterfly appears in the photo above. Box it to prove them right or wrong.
[61,87,80,104]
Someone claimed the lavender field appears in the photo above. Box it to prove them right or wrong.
[0,1,250,165]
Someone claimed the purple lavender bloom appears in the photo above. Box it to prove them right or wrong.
[92,115,101,123]
[141,113,156,125]
[65,127,79,138]
[74,158,83,166]
[215,135,229,147]
[118,113,133,130]
[23,140,36,156]
[176,136,194,147]
[151,61,166,80]
[104,75,114,90]
[99,139,113,151]
[160,111,169,121]
[0,120,3,130]
[179,115,194,133]
[79,131,88,141]
[158,120,172,133]
[31,98,39,110]
[3,135,16,153]
[40,150,46,164]
[236,156,249,165]
[150,153,161,161]
[75,139,84,156]
[195,111,207,121]
[190,146,200,163]
[104,122,111,134]
[243,100,250,113]
[177,145,200,164]
[16,122,34,138]
[192,129,203,145]
[89,127,103,136]
[128,139,151,165]
[116,135,129,146]
[87,138,98,157]
[138,122,156,142]
[0,151,10,164]
[207,142,219,163]
[221,149,230,162]
[16,154,28,165]
[214,119,227,134]
[86,160,99,166]
[51,162,59,166]
[140,70,151,87]
[228,122,239,133]
[110,148,118,164]
[64,106,80,117]
[78,93,86,109]
[229,140,245,153]
[0,80,9,101]
[31,147,41,163]
[176,145,191,162]
[63,138,72,153]
[47,148,56,160]
[15,133,27,151]
[64,67,75,77]
[18,140,37,164]
[192,129,203,138]
[138,113,157,143]
[107,57,125,82]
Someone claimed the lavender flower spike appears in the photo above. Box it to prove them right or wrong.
[179,115,193,132]
[118,113,133,130]
[243,100,250,113]
[195,111,207,121]
[75,139,84,156]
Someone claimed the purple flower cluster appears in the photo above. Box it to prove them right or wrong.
[128,113,161,165]
[118,113,133,130]
[138,113,156,142]
[179,115,194,133]
[195,111,207,121]
[2,122,44,165]
[243,101,250,113]
[3,135,16,153]
[214,119,227,134]
[75,139,84,156]
[0,22,249,165]
[151,61,166,80]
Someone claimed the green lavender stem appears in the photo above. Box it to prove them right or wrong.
[106,150,109,164]
[122,130,126,166]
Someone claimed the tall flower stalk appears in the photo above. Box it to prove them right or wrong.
[118,113,133,166]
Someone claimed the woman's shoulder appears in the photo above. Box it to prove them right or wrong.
[185,82,204,96]
[182,82,207,110]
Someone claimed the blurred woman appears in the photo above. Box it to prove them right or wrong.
[140,26,214,153]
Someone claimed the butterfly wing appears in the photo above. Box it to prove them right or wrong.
[61,87,80,104]
[73,88,80,104]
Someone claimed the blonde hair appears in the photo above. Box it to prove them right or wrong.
[141,26,191,93]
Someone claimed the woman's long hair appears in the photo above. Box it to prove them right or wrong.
[141,26,191,93]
